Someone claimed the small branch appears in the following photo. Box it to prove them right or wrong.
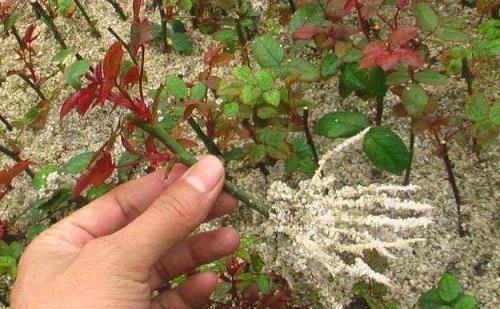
[188,117,223,157]
[288,0,296,13]
[0,144,35,178]
[461,58,474,96]
[0,113,13,131]
[302,108,320,166]
[107,27,137,64]
[375,97,384,126]
[30,1,68,49]
[403,129,415,185]
[18,74,47,102]
[104,0,127,21]
[135,121,269,216]
[235,0,250,66]
[156,2,169,53]
[437,138,466,237]
[74,0,102,38]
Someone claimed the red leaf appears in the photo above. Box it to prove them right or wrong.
[204,44,226,66]
[0,160,30,186]
[130,19,152,58]
[145,135,170,165]
[120,66,140,88]
[74,152,115,196]
[394,48,425,68]
[22,24,37,45]
[293,25,322,40]
[103,42,124,81]
[389,26,418,47]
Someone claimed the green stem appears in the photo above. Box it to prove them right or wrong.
[135,121,269,217]
[0,144,35,178]
[30,1,67,49]
[188,117,223,157]
[74,0,102,38]
[375,97,384,126]
[157,3,169,53]
[104,0,128,20]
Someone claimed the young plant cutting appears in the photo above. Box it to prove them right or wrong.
[0,0,498,307]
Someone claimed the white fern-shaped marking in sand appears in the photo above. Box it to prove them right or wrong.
[266,128,433,304]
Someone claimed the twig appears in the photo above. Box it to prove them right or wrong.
[461,58,474,96]
[155,1,169,53]
[0,113,13,131]
[403,129,415,185]
[104,0,127,20]
[188,117,223,157]
[135,121,270,216]
[302,108,319,166]
[235,1,250,66]
[375,97,384,126]
[0,144,35,178]
[436,136,466,237]
[74,0,101,38]
[30,1,67,49]
[18,74,47,102]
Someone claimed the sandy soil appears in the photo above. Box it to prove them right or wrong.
[0,0,499,308]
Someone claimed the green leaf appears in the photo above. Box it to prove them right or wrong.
[178,0,193,11]
[289,2,325,34]
[52,49,73,66]
[286,138,317,177]
[366,66,388,99]
[454,295,477,309]
[171,32,193,55]
[263,89,281,106]
[490,103,500,126]
[251,35,285,68]
[339,63,368,97]
[413,3,439,32]
[257,106,278,119]
[387,69,410,85]
[213,28,239,44]
[62,151,93,175]
[223,101,240,118]
[232,66,255,84]
[321,53,342,78]
[256,126,287,145]
[241,84,262,105]
[403,84,429,116]
[315,112,369,139]
[166,75,188,100]
[190,83,207,101]
[33,165,58,189]
[465,95,488,122]
[3,9,20,32]
[86,183,110,200]
[267,142,292,160]
[245,144,267,164]
[415,70,447,85]
[224,148,245,162]
[363,127,410,175]
[438,273,462,302]
[255,70,274,90]
[64,60,90,89]
[255,274,272,294]
[283,58,320,82]
[435,27,468,41]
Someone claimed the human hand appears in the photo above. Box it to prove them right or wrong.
[11,156,240,309]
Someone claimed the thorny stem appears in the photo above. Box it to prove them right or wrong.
[434,134,466,237]
[30,2,66,49]
[18,74,47,102]
[107,27,137,64]
[235,0,250,66]
[302,108,320,166]
[73,0,102,38]
[0,113,13,131]
[187,117,223,157]
[135,121,270,217]
[461,58,474,96]
[403,129,415,185]
[375,96,384,126]
[158,4,169,53]
[242,119,270,178]
[0,144,35,178]
[104,0,128,21]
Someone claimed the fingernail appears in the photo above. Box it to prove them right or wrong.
[184,156,224,193]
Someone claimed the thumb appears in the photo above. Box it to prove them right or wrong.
[111,155,225,266]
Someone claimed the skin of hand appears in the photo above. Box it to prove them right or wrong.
[10,156,241,309]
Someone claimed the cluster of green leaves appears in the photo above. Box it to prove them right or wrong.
[0,240,22,280]
[463,94,500,145]
[418,273,479,309]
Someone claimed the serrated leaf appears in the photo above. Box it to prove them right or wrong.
[283,58,320,82]
[363,127,410,175]
[33,165,58,189]
[190,83,207,101]
[289,2,325,34]
[257,106,277,119]
[454,295,477,309]
[64,60,90,89]
[251,35,285,68]
[413,3,439,32]
[315,112,369,139]
[241,84,261,105]
[403,84,429,116]
[321,53,342,78]
[62,151,94,175]
[223,101,240,118]
[415,69,447,85]
[171,32,193,55]
[166,75,188,100]
[263,89,280,106]
[438,273,462,302]
[466,95,488,122]
[255,70,274,90]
